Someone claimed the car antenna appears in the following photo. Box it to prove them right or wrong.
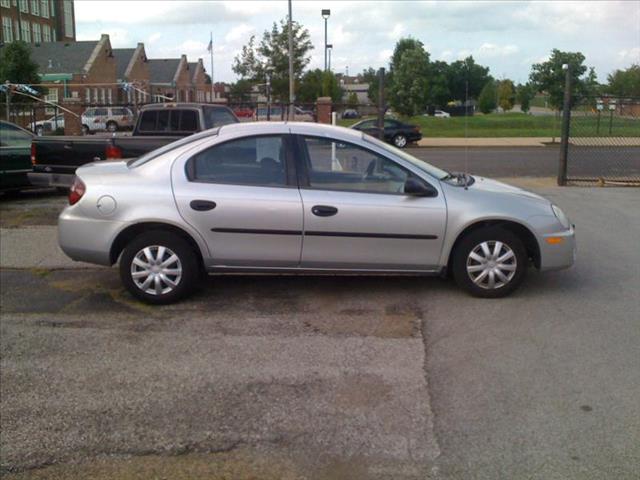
[464,78,469,190]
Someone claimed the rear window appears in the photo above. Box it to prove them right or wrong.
[137,109,199,133]
[138,111,157,131]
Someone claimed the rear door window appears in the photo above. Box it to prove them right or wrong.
[180,110,198,132]
[138,111,157,131]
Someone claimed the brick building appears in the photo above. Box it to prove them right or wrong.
[113,43,149,105]
[0,0,75,44]
[148,55,211,103]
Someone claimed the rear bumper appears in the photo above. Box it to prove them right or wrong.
[28,172,75,188]
[539,225,576,271]
[58,209,122,266]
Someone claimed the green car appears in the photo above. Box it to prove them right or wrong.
[0,120,34,191]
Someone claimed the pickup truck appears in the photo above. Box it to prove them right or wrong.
[29,103,239,188]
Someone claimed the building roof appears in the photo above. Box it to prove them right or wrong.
[148,58,181,85]
[29,41,100,74]
[113,48,136,80]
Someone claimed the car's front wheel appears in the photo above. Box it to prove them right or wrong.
[119,231,199,304]
[452,227,527,298]
[106,121,118,133]
[393,134,408,148]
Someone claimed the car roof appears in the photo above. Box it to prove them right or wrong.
[139,103,232,111]
[218,121,364,142]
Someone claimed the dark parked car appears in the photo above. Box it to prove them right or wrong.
[350,118,422,148]
[0,120,33,191]
[341,109,360,119]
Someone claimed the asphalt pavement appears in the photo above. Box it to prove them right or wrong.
[1,181,639,479]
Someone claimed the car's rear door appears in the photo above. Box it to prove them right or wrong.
[294,134,446,270]
[172,132,304,268]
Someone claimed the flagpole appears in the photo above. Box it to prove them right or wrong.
[209,31,214,102]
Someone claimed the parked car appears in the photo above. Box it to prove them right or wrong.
[58,122,575,304]
[341,109,360,119]
[232,107,254,121]
[350,118,422,148]
[31,114,65,136]
[0,120,34,191]
[433,110,451,118]
[253,106,314,122]
[81,106,135,134]
[30,103,239,188]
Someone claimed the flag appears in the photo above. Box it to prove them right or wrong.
[207,39,213,53]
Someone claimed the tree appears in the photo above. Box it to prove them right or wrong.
[446,56,491,101]
[347,91,358,108]
[297,69,342,103]
[232,19,313,101]
[388,38,430,116]
[516,83,535,113]
[478,80,497,114]
[0,41,44,106]
[426,60,451,107]
[529,49,595,109]
[607,64,640,97]
[497,79,515,112]
[360,67,382,104]
[228,79,253,103]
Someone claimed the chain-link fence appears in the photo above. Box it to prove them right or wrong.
[566,97,640,185]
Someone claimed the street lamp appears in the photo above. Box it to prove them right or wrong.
[327,44,333,71]
[321,9,330,71]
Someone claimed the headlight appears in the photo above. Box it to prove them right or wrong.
[551,204,570,229]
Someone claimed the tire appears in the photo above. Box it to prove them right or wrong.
[106,121,118,133]
[393,134,408,148]
[82,124,90,135]
[119,231,199,304]
[452,227,527,298]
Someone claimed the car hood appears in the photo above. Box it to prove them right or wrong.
[467,176,549,204]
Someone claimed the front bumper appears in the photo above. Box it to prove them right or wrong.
[539,224,576,271]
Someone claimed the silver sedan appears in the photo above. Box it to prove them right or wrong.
[58,122,575,304]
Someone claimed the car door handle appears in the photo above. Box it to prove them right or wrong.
[311,205,338,217]
[190,200,217,211]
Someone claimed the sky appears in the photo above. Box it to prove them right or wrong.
[75,0,640,84]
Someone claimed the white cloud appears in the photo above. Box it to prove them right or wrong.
[147,32,161,44]
[476,43,519,58]
[387,23,405,40]
[617,47,640,64]
[378,48,393,63]
[225,24,255,43]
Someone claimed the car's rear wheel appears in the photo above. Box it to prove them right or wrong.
[106,121,118,132]
[119,231,199,304]
[452,227,527,298]
[81,124,90,135]
[393,134,408,148]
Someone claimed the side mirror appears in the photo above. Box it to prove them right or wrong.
[404,177,437,197]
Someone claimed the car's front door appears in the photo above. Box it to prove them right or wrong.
[172,134,303,268]
[295,135,446,270]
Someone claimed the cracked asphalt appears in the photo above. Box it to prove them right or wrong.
[1,182,639,479]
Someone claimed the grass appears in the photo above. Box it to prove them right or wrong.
[338,112,640,138]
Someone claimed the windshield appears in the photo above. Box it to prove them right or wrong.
[127,128,219,168]
[363,134,449,180]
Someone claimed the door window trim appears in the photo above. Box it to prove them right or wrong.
[184,133,298,189]
[292,134,437,197]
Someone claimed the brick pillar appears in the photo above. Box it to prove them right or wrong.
[61,98,84,136]
[316,96,332,124]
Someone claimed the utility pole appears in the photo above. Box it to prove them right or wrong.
[321,9,330,71]
[288,0,294,120]
[558,64,571,186]
[209,32,214,102]
[4,81,10,121]
[377,67,385,140]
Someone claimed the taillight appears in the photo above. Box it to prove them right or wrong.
[68,177,86,205]
[31,143,37,165]
[105,142,122,159]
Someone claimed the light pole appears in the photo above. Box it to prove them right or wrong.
[327,44,333,72]
[321,9,330,71]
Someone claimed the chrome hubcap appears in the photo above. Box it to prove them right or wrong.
[395,136,407,147]
[466,241,517,290]
[131,245,182,295]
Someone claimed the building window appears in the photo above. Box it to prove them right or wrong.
[40,0,48,17]
[2,17,12,42]
[85,88,91,103]
[100,88,106,104]
[19,0,27,13]
[63,0,73,38]
[93,88,98,104]
[45,88,58,114]
[49,0,54,16]
[30,0,38,15]
[42,24,51,41]
[0,0,11,8]
[32,22,41,42]
[13,19,19,40]
[52,27,56,40]
[20,20,30,42]
[107,89,112,105]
